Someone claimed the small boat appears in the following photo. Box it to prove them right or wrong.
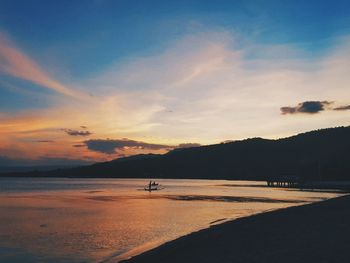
[144,181,163,191]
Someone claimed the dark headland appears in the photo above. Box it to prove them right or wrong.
[121,195,350,263]
[2,126,350,183]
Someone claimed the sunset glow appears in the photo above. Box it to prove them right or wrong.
[1,1,349,166]
[1,2,350,263]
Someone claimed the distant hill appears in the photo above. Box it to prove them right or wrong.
[0,165,86,173]
[2,126,350,181]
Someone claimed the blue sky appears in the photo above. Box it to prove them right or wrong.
[0,0,350,165]
[2,0,349,79]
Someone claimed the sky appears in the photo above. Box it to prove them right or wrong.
[0,0,350,166]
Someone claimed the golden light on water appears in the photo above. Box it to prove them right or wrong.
[0,179,342,262]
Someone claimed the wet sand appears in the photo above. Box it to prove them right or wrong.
[122,195,350,263]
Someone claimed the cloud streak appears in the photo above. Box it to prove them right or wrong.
[1,31,350,163]
[0,34,86,99]
[73,144,86,148]
[63,128,92,136]
[34,140,54,143]
[333,105,350,111]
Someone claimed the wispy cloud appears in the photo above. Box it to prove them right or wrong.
[34,140,55,143]
[333,105,350,111]
[92,32,350,141]
[1,31,350,163]
[0,33,87,99]
[73,144,86,148]
[63,128,92,136]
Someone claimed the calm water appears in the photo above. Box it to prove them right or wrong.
[0,178,342,263]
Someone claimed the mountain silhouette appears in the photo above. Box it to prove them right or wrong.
[2,126,350,181]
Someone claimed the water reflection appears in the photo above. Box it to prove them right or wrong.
[0,178,343,263]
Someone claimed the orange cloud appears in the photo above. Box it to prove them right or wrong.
[0,34,86,99]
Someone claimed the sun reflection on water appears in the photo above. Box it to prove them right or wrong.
[0,178,343,263]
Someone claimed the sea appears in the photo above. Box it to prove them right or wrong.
[0,178,342,263]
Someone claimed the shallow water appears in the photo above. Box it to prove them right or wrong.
[0,178,342,263]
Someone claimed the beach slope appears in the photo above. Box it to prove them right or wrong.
[122,195,350,263]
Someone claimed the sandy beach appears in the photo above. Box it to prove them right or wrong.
[122,194,350,263]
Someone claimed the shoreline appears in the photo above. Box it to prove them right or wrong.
[120,195,350,263]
